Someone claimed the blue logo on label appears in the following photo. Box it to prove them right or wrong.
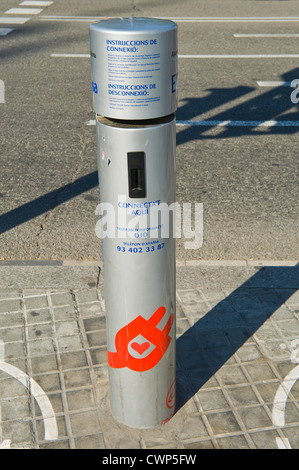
[171,74,176,93]
[92,81,98,94]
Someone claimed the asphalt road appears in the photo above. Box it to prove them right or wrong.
[0,0,298,261]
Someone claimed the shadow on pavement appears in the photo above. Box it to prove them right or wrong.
[175,264,299,412]
[0,69,298,234]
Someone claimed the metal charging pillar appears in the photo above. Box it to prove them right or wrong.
[90,17,178,428]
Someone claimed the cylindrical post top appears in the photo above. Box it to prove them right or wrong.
[90,17,178,120]
[90,16,177,34]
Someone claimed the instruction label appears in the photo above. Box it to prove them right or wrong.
[105,37,161,111]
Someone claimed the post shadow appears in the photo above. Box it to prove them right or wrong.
[0,172,98,235]
[175,264,299,411]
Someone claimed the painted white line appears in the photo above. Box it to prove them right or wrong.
[20,1,53,5]
[0,80,4,104]
[51,52,299,59]
[51,53,90,58]
[0,16,30,24]
[179,54,299,58]
[176,120,299,127]
[272,364,299,427]
[0,361,58,440]
[0,440,12,448]
[40,16,99,21]
[0,340,58,441]
[0,27,14,35]
[5,7,43,15]
[234,33,299,38]
[40,15,299,22]
[85,119,299,128]
[276,438,292,449]
[257,81,292,87]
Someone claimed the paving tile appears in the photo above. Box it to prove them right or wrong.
[249,430,281,449]
[39,439,71,449]
[0,312,23,328]
[237,406,272,430]
[28,338,55,357]
[24,295,48,310]
[2,419,33,444]
[184,439,215,449]
[69,410,102,436]
[74,433,106,449]
[196,388,231,412]
[63,369,92,389]
[26,308,52,324]
[50,292,74,307]
[83,317,106,332]
[27,323,52,340]
[227,385,260,407]
[0,326,24,343]
[60,350,88,370]
[244,362,277,382]
[1,396,30,420]
[179,414,210,440]
[66,388,96,411]
[255,381,280,404]
[235,343,264,362]
[0,271,298,449]
[31,354,58,374]
[0,299,22,314]
[206,410,241,435]
[216,365,249,386]
[34,392,64,416]
[216,434,250,449]
[33,372,61,393]
[57,335,83,352]
[52,306,77,321]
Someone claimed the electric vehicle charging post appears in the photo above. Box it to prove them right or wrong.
[90,17,178,429]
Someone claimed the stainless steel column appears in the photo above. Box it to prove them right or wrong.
[90,17,178,428]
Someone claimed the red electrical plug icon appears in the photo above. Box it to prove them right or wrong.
[107,306,174,372]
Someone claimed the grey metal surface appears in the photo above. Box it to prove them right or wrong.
[96,118,176,427]
[90,17,177,119]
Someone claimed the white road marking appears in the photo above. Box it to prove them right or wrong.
[234,33,299,38]
[257,81,292,87]
[0,16,30,23]
[85,119,299,127]
[272,365,299,427]
[0,340,58,441]
[179,54,299,58]
[40,15,299,22]
[20,1,53,5]
[51,53,90,58]
[276,437,292,449]
[5,7,43,15]
[178,120,299,127]
[0,80,4,104]
[271,362,299,450]
[50,52,299,59]
[0,440,12,449]
[0,28,14,35]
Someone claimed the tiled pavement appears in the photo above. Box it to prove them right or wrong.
[0,262,298,449]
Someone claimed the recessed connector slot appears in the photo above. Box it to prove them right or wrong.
[127,152,146,198]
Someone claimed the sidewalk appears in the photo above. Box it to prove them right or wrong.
[0,261,298,449]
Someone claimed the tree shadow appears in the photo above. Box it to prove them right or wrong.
[175,264,299,411]
[0,68,298,234]
[177,67,299,145]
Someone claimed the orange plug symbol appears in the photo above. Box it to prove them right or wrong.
[107,306,174,372]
